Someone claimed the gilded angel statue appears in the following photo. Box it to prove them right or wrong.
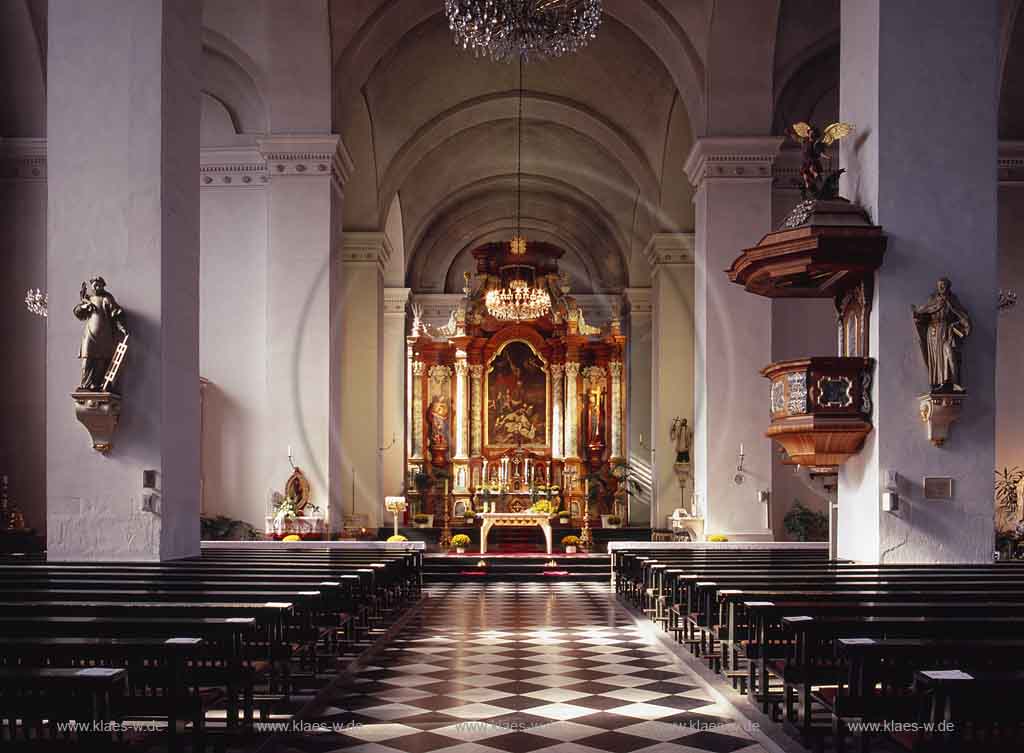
[787,121,854,200]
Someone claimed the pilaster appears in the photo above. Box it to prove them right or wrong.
[643,234,696,530]
[622,287,653,525]
[685,137,781,539]
[339,232,390,529]
[383,287,410,499]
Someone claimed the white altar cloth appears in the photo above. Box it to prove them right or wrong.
[477,512,553,555]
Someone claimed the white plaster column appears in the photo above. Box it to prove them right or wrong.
[46,0,201,560]
[339,232,391,530]
[564,363,580,460]
[684,139,781,539]
[551,364,565,459]
[453,356,469,461]
[0,139,47,537]
[470,365,484,457]
[645,236,696,529]
[838,0,998,563]
[411,360,425,461]
[383,288,410,498]
[609,361,624,461]
[624,288,653,525]
[260,135,350,534]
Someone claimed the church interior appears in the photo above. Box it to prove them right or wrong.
[3,0,1024,751]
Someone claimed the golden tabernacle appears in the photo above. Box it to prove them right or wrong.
[405,241,626,526]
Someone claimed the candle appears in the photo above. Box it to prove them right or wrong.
[444,479,448,497]
[739,442,744,456]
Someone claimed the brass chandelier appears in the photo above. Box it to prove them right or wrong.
[485,58,551,322]
[445,0,603,63]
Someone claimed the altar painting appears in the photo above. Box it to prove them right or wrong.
[486,341,548,448]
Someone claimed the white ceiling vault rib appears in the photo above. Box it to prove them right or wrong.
[326,2,706,297]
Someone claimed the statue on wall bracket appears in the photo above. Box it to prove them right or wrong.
[913,277,971,446]
[71,277,130,453]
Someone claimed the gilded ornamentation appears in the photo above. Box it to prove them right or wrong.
[787,371,808,415]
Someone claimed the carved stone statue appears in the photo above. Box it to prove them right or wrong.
[670,417,691,463]
[912,278,971,393]
[74,276,128,392]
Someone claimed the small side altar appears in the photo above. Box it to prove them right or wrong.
[478,512,552,555]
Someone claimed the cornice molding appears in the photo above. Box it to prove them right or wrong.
[256,134,354,191]
[200,146,267,188]
[0,138,46,182]
[341,231,393,273]
[622,287,653,315]
[643,233,695,269]
[384,287,412,315]
[999,141,1024,185]
[684,136,784,188]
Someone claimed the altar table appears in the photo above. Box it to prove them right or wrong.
[478,512,552,555]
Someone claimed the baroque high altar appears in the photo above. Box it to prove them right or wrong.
[405,241,626,523]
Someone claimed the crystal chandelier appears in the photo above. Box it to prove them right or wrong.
[25,288,48,318]
[485,58,551,322]
[445,0,602,62]
[486,279,551,321]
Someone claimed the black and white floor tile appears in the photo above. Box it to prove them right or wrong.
[284,583,767,753]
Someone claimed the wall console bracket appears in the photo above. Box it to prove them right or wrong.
[918,391,966,447]
[71,391,121,454]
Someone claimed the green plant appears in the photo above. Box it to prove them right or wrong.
[387,534,408,542]
[200,515,261,541]
[783,500,828,542]
[996,467,1024,513]
[585,461,646,507]
[561,535,580,547]
[451,534,471,548]
[606,515,621,526]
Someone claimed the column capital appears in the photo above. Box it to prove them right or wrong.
[622,287,653,315]
[341,232,393,274]
[257,134,354,189]
[0,137,46,182]
[643,233,695,269]
[999,140,1024,185]
[384,287,411,315]
[683,136,783,189]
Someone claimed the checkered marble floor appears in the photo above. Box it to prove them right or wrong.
[283,582,767,753]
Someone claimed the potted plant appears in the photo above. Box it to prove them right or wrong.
[451,533,471,554]
[783,500,828,541]
[463,505,476,525]
[387,534,408,543]
[561,535,580,554]
[413,513,433,528]
[707,534,729,542]
[557,509,570,525]
[603,515,622,529]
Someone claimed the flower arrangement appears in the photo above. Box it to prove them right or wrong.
[707,534,729,542]
[451,533,471,553]
[413,513,430,526]
[387,534,408,542]
[606,515,621,526]
[530,499,556,516]
[557,509,570,522]
[561,535,580,546]
[282,534,301,542]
